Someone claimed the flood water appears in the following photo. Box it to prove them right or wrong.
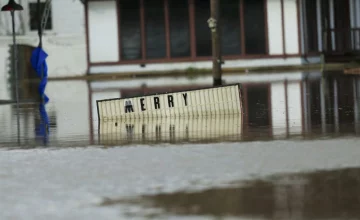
[1,71,360,219]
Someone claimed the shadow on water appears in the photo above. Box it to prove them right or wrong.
[3,71,360,147]
[100,167,360,219]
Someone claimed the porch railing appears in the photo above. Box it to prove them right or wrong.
[323,28,360,54]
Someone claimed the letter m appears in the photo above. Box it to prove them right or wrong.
[124,100,134,113]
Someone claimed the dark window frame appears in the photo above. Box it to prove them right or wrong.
[101,0,269,64]
[29,2,53,31]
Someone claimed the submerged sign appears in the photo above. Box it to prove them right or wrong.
[123,93,188,113]
[97,84,242,121]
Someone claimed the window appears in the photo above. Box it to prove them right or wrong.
[304,0,318,52]
[168,0,190,58]
[119,0,142,60]
[115,0,267,62]
[29,2,52,31]
[194,0,212,56]
[144,0,166,59]
[220,0,241,55]
[243,0,266,54]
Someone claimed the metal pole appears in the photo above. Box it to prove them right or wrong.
[209,0,222,86]
[353,78,359,134]
[37,0,42,48]
[11,10,20,144]
[37,0,45,104]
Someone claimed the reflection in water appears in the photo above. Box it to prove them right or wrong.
[94,72,360,145]
[104,167,360,219]
[2,71,360,146]
[35,103,50,145]
[0,80,89,146]
[99,115,242,145]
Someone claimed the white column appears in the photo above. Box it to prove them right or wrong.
[316,0,323,51]
[329,0,336,51]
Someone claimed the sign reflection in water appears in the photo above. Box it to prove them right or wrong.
[99,114,243,146]
[90,72,360,143]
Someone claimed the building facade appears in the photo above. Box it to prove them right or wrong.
[0,0,86,80]
[85,0,360,75]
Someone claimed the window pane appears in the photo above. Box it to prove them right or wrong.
[220,0,241,55]
[243,0,266,54]
[195,0,212,56]
[145,0,166,59]
[29,3,52,31]
[120,0,141,60]
[169,0,191,58]
[305,0,318,52]
[333,0,351,52]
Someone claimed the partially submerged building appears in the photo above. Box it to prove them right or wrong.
[85,0,360,75]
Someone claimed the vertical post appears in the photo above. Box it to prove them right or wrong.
[37,0,42,48]
[333,78,339,133]
[37,0,45,104]
[11,10,20,144]
[353,78,359,133]
[208,0,222,86]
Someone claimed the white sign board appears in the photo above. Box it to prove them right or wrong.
[99,114,243,145]
[96,84,242,121]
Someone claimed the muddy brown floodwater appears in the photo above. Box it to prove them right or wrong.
[1,71,360,220]
[101,167,360,219]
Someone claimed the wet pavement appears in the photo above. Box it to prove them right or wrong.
[1,71,360,219]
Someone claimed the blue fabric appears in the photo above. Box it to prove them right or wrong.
[31,47,50,142]
[30,47,49,104]
[35,103,50,144]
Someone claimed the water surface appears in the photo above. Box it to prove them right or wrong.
[1,71,360,219]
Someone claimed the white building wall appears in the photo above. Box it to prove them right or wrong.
[86,0,305,74]
[283,0,299,54]
[46,80,90,139]
[287,82,302,134]
[267,0,284,55]
[0,0,85,35]
[88,1,119,63]
[270,81,303,137]
[0,0,87,78]
[267,0,299,55]
[271,82,287,136]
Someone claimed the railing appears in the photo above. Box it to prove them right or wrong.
[323,28,360,54]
